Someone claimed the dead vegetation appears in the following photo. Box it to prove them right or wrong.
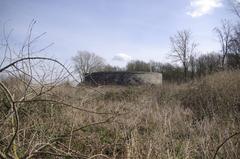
[0,21,240,159]
[1,69,240,158]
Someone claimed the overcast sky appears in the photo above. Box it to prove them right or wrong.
[0,0,235,66]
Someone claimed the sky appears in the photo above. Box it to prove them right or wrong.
[0,0,236,67]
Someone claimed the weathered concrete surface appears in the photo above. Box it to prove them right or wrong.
[84,72,162,85]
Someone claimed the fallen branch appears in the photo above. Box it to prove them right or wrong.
[212,131,240,159]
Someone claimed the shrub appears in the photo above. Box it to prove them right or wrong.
[180,71,240,120]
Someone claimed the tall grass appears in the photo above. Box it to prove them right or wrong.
[1,71,240,158]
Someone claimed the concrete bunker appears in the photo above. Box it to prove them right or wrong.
[84,71,162,85]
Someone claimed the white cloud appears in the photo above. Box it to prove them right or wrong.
[187,0,223,17]
[112,53,132,62]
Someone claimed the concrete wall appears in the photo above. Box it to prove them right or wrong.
[84,72,162,85]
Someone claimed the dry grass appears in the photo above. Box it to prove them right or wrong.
[1,71,240,158]
[180,71,240,120]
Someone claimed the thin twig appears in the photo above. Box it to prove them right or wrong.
[212,131,240,159]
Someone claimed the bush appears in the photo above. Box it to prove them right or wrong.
[180,71,240,120]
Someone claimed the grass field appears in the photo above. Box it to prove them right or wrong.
[1,71,240,158]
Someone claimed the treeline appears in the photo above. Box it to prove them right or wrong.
[72,20,240,83]
[72,1,240,83]
[73,51,239,83]
[126,53,239,83]
[125,53,221,83]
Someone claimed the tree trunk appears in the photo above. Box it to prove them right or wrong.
[222,54,226,69]
[184,64,187,82]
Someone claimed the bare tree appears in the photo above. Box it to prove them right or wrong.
[0,21,116,159]
[230,0,240,18]
[170,30,197,81]
[126,60,150,72]
[214,20,233,68]
[72,51,105,81]
[189,54,196,79]
[227,25,240,68]
[195,52,222,77]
